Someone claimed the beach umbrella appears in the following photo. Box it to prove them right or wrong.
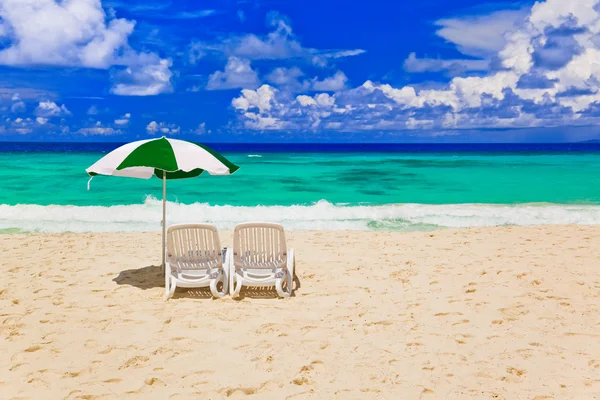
[86,136,239,269]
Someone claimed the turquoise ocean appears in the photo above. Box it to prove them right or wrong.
[2,142,600,232]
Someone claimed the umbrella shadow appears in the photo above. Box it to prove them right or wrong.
[113,265,163,290]
[112,265,218,299]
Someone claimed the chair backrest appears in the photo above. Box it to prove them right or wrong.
[167,224,222,269]
[233,223,287,269]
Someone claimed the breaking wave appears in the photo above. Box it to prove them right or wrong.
[2,197,600,233]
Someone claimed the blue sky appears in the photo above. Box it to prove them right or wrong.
[1,0,600,142]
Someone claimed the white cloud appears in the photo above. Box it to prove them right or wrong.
[232,85,278,113]
[114,113,131,125]
[7,116,35,134]
[402,8,528,75]
[10,102,25,113]
[110,57,173,96]
[10,93,25,113]
[189,12,364,66]
[231,0,600,133]
[87,105,99,115]
[146,120,180,135]
[206,57,259,90]
[311,71,348,91]
[404,52,489,74]
[35,117,48,125]
[266,67,306,89]
[0,0,173,96]
[78,127,119,135]
[0,0,133,68]
[195,122,211,134]
[188,43,205,64]
[265,68,347,92]
[35,101,70,118]
[146,121,160,134]
[77,121,120,135]
[435,8,529,58]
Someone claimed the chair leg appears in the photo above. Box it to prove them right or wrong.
[222,264,229,296]
[231,274,243,299]
[275,273,291,298]
[277,249,295,298]
[228,251,235,297]
[166,278,177,299]
[209,272,226,299]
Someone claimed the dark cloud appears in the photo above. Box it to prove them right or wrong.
[517,72,558,89]
[532,17,586,70]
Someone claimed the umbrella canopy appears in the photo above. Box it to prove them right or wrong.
[86,136,239,181]
[86,137,239,269]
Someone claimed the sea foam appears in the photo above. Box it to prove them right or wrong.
[2,197,600,233]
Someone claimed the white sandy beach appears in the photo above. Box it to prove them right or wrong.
[1,226,600,399]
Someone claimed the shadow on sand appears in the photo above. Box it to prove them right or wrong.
[113,265,163,290]
[113,265,302,300]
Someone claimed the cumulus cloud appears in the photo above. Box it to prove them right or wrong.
[195,122,211,134]
[10,93,25,113]
[114,113,131,125]
[6,117,35,134]
[146,120,180,135]
[232,0,600,133]
[311,71,348,91]
[265,68,347,92]
[78,121,121,136]
[206,57,259,90]
[34,101,70,118]
[87,105,99,115]
[110,56,173,96]
[266,67,306,89]
[189,12,364,66]
[0,0,173,96]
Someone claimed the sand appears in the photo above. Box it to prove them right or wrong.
[1,226,600,399]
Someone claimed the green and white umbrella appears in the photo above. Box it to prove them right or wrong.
[86,136,239,268]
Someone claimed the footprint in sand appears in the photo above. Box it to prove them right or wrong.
[119,356,149,369]
[97,346,113,354]
[63,371,83,378]
[452,319,470,326]
[588,360,600,369]
[144,377,166,386]
[506,367,526,377]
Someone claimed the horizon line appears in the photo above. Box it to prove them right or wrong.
[1,140,600,145]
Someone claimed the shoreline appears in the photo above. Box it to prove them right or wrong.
[2,225,600,398]
[3,200,600,234]
[2,222,600,235]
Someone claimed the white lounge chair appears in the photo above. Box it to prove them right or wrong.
[229,222,295,298]
[165,224,229,299]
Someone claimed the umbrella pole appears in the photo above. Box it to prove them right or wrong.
[162,171,167,272]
